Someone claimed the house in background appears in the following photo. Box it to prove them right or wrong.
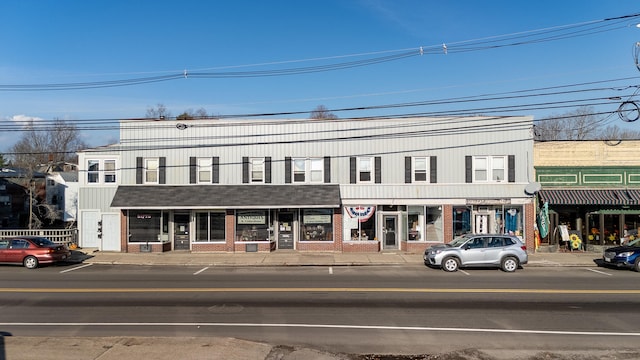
[45,171,78,226]
[0,168,46,228]
[76,116,536,253]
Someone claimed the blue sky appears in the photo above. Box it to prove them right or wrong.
[0,1,639,150]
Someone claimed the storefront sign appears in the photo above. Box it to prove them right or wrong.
[238,215,266,224]
[136,214,152,219]
[466,199,511,205]
[304,215,332,224]
[346,206,375,222]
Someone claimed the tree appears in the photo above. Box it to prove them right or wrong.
[535,106,640,141]
[310,105,338,120]
[0,154,7,168]
[145,103,172,119]
[176,108,211,120]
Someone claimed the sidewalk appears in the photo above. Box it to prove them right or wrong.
[68,248,602,268]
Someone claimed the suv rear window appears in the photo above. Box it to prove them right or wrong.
[504,238,515,246]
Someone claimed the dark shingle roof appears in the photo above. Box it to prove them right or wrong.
[111,185,341,209]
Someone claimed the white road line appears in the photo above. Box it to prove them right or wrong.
[2,322,640,337]
[329,267,333,275]
[587,268,612,276]
[193,267,209,275]
[59,263,93,273]
[459,269,470,276]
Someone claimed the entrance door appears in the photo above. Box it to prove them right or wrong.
[382,215,398,250]
[81,210,100,248]
[101,213,121,251]
[174,213,190,250]
[278,212,294,250]
[475,214,489,234]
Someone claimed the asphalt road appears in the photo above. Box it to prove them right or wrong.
[1,263,639,356]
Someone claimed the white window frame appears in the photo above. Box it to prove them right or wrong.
[86,159,118,185]
[292,157,324,183]
[197,158,212,183]
[357,157,374,183]
[413,157,428,182]
[250,158,265,183]
[473,156,507,183]
[144,158,159,184]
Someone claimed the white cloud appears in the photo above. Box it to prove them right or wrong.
[8,114,44,127]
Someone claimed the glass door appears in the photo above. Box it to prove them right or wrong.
[174,213,190,250]
[382,215,398,250]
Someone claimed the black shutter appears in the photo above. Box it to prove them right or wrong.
[374,156,381,184]
[349,157,356,184]
[508,155,515,183]
[465,156,472,183]
[430,156,437,183]
[265,157,272,183]
[405,157,412,183]
[136,157,143,184]
[212,157,219,183]
[324,156,331,183]
[285,157,291,183]
[189,157,196,184]
[242,157,249,183]
[159,157,166,184]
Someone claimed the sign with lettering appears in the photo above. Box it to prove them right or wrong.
[346,206,375,222]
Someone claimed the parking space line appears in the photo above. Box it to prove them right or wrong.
[60,263,93,273]
[193,267,209,275]
[329,267,333,275]
[587,268,612,276]
[459,270,470,276]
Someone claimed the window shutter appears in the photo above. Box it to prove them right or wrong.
[242,157,249,184]
[375,156,382,184]
[159,157,166,184]
[465,156,472,183]
[430,156,437,183]
[285,157,291,183]
[189,157,196,184]
[324,156,331,183]
[265,157,272,183]
[136,157,143,184]
[212,157,219,183]
[508,155,515,183]
[405,157,411,184]
[349,157,356,184]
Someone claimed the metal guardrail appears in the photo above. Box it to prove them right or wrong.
[0,229,78,245]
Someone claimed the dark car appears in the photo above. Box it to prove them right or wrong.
[602,244,640,271]
[0,236,71,269]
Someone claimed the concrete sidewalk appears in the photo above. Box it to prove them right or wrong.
[68,248,602,268]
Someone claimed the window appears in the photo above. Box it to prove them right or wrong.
[145,158,159,184]
[473,156,507,182]
[197,158,212,183]
[301,209,333,241]
[357,157,373,183]
[87,159,117,184]
[128,210,165,243]
[292,158,324,183]
[413,157,428,182]
[195,212,225,242]
[250,158,264,183]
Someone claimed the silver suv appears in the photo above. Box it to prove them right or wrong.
[423,234,528,272]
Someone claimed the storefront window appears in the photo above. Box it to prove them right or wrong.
[195,211,225,242]
[407,206,424,241]
[301,209,333,241]
[236,210,270,241]
[453,207,471,236]
[345,206,376,241]
[128,210,162,243]
[425,206,443,241]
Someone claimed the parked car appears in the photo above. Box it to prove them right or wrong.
[424,234,528,272]
[0,236,71,269]
[602,243,640,271]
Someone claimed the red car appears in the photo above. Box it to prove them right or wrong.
[0,236,71,269]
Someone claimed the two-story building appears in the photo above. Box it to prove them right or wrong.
[77,116,536,253]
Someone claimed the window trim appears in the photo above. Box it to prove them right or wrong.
[357,156,374,184]
[249,158,265,183]
[86,158,118,185]
[197,157,213,184]
[144,158,160,184]
[292,157,324,184]
[412,157,428,183]
[472,155,507,183]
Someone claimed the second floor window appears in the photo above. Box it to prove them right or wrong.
[104,160,116,183]
[358,157,373,183]
[87,159,117,184]
[413,157,428,182]
[293,158,323,183]
[474,156,506,182]
[250,158,264,183]
[145,158,159,184]
[198,158,212,183]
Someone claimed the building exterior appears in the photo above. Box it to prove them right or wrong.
[45,171,79,225]
[535,140,640,251]
[77,116,536,253]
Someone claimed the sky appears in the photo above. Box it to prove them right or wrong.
[0,0,639,151]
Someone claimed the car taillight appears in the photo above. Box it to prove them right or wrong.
[521,246,527,251]
[47,248,55,254]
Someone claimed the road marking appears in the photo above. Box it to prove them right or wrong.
[193,267,209,275]
[1,287,640,294]
[2,322,640,337]
[329,267,333,275]
[459,270,470,276]
[587,268,612,276]
[59,263,93,273]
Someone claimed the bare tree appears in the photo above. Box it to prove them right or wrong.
[145,103,172,119]
[597,124,640,140]
[310,105,338,120]
[176,108,212,120]
[534,106,603,140]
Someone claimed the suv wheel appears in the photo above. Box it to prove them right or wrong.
[442,257,460,272]
[500,256,519,272]
[634,258,640,272]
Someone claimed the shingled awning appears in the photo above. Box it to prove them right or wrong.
[110,184,341,209]
[539,189,640,205]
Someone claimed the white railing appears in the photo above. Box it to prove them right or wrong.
[0,229,78,245]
